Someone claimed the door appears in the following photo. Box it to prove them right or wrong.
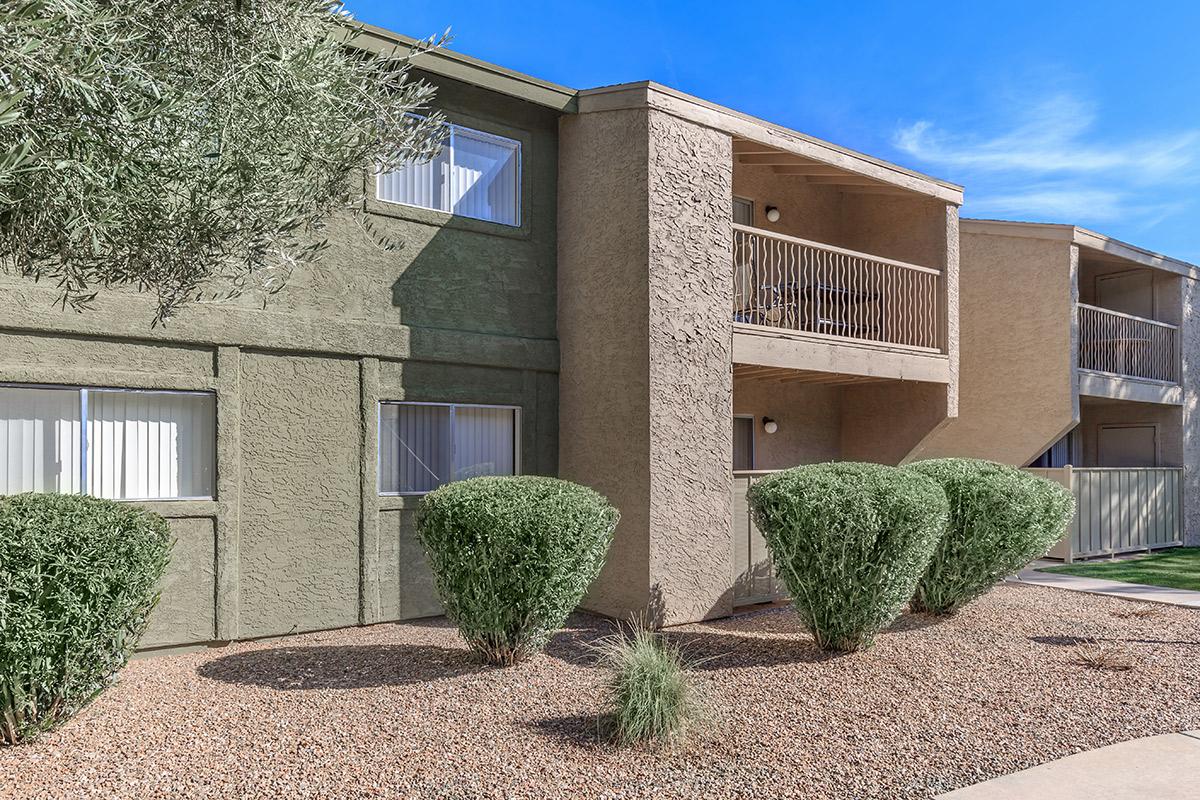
[1097,424,1157,467]
[733,415,755,471]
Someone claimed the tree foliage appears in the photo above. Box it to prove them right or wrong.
[0,0,447,324]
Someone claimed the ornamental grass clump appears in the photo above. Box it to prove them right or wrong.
[906,458,1075,615]
[747,463,947,652]
[416,476,619,666]
[1,493,172,745]
[593,623,699,746]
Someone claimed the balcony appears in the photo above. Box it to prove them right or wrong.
[732,224,944,353]
[1077,303,1178,384]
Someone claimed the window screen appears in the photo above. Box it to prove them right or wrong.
[377,122,521,226]
[378,402,519,494]
[0,385,215,500]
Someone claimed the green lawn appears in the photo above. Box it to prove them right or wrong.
[1040,547,1200,591]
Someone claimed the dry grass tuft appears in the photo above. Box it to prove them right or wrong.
[1071,639,1134,671]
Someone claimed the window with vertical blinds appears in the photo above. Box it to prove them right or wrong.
[0,384,216,500]
[378,402,519,495]
[376,122,521,227]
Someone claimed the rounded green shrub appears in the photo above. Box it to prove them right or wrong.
[906,458,1075,615]
[1,493,172,745]
[747,463,948,652]
[416,476,619,666]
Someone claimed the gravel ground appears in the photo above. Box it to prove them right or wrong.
[4,583,1199,800]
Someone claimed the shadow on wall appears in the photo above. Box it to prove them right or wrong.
[388,221,555,341]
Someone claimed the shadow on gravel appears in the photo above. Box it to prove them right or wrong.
[886,611,955,633]
[661,629,843,670]
[1032,634,1200,648]
[526,713,608,748]
[197,644,491,690]
[543,614,620,667]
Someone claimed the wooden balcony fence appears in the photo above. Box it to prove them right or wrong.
[732,224,943,351]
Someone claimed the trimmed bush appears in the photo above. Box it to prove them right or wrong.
[416,476,619,666]
[747,463,948,652]
[594,623,699,746]
[1,493,172,745]
[907,458,1075,615]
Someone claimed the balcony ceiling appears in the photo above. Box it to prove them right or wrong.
[733,363,892,387]
[733,138,914,196]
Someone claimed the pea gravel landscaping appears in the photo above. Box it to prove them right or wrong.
[3,583,1199,800]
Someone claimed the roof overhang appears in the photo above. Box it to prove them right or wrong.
[344,22,578,112]
[962,219,1200,280]
[577,81,963,205]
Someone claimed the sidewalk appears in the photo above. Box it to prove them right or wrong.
[1007,561,1200,608]
[939,732,1200,799]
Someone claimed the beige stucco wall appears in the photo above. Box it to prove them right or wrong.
[1077,256,1183,326]
[840,380,953,465]
[731,166,843,244]
[733,375,954,468]
[914,229,1077,465]
[559,104,735,626]
[1076,398,1183,467]
[731,166,953,275]
[732,379,841,468]
[557,106,653,620]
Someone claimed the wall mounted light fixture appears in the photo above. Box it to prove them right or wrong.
[765,205,781,223]
[762,417,778,435]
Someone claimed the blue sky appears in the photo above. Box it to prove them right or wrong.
[347,1,1200,262]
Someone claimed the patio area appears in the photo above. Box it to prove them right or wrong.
[4,583,1199,800]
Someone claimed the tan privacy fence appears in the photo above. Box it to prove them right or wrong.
[731,472,787,605]
[1026,466,1182,561]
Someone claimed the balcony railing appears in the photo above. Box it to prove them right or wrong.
[732,224,943,351]
[1077,303,1178,383]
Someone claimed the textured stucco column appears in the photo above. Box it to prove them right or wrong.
[359,356,382,624]
[559,103,734,625]
[214,346,242,641]
[1182,277,1200,545]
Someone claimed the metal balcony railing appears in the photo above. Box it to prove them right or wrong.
[1077,303,1178,383]
[732,224,943,351]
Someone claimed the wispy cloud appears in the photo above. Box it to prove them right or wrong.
[892,94,1199,227]
[896,96,1199,178]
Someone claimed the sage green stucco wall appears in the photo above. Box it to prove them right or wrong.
[0,70,561,650]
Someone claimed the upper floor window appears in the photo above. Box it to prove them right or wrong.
[376,122,521,227]
[0,384,216,501]
[378,401,519,495]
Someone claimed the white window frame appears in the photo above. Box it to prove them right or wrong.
[0,382,217,502]
[377,401,522,497]
[375,118,522,227]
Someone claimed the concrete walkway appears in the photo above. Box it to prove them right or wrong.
[939,731,1200,799]
[1007,561,1200,608]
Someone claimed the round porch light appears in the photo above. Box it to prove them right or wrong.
[765,206,781,223]
[762,417,778,434]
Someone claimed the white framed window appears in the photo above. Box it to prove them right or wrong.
[376,121,521,227]
[378,401,520,495]
[0,384,216,501]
